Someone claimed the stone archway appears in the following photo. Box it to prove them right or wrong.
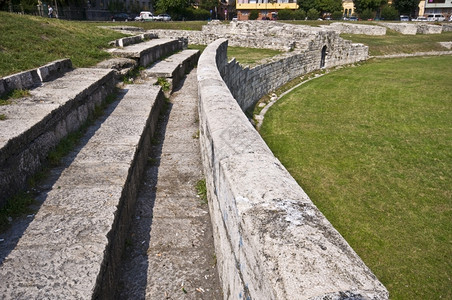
[320,45,327,68]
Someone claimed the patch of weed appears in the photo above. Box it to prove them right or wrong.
[0,192,35,232]
[155,77,171,92]
[196,178,208,204]
[0,114,7,120]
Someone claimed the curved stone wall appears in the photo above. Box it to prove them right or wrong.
[197,38,389,299]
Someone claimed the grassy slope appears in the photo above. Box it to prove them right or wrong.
[341,29,452,56]
[260,56,452,299]
[0,12,125,77]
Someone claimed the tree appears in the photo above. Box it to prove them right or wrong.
[359,8,374,19]
[307,7,319,19]
[380,5,399,20]
[315,0,342,15]
[393,0,420,15]
[249,10,258,20]
[353,0,386,14]
[331,10,343,19]
[155,0,190,14]
[298,0,316,12]
[199,0,217,11]
[278,9,293,20]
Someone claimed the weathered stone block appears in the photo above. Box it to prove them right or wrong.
[197,38,388,300]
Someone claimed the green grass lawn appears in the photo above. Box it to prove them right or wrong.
[0,12,125,77]
[0,13,276,77]
[341,29,452,56]
[260,56,452,299]
[189,44,282,67]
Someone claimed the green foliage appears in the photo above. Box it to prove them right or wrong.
[307,8,320,20]
[155,0,190,18]
[0,192,35,232]
[359,8,374,19]
[249,10,259,20]
[260,56,452,300]
[298,0,316,12]
[155,77,171,91]
[277,9,306,20]
[182,7,210,20]
[293,9,306,20]
[0,114,6,120]
[353,0,385,14]
[0,88,31,102]
[277,9,293,20]
[196,179,208,204]
[380,5,399,20]
[198,0,217,11]
[393,0,420,15]
[331,10,343,20]
[316,0,342,14]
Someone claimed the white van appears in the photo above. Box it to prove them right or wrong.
[136,11,155,21]
[427,14,445,21]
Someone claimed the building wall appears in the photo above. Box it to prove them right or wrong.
[236,0,298,20]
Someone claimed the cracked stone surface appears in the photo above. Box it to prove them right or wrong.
[116,69,222,299]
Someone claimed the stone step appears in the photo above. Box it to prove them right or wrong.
[0,67,116,208]
[111,38,184,67]
[144,49,200,93]
[0,82,165,299]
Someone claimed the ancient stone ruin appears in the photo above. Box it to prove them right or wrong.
[0,24,389,299]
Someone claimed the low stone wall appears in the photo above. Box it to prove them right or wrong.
[222,34,367,112]
[149,21,374,51]
[416,24,442,34]
[111,38,185,67]
[110,33,158,47]
[321,22,387,35]
[442,24,452,31]
[0,58,72,98]
[0,67,116,208]
[197,38,388,299]
[381,22,418,35]
[381,22,443,35]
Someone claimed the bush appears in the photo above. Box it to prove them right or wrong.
[278,9,293,20]
[307,8,319,20]
[359,8,374,20]
[380,5,399,20]
[331,10,343,20]
[249,10,259,20]
[293,9,306,20]
[183,7,210,20]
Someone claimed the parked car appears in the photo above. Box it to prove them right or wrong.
[400,15,410,21]
[427,14,445,21]
[413,16,428,21]
[349,16,358,21]
[136,11,155,21]
[158,14,171,21]
[111,13,133,22]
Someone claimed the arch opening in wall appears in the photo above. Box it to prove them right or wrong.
[320,45,327,69]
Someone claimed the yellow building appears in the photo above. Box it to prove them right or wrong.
[236,0,299,20]
[342,0,355,17]
[342,0,427,18]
